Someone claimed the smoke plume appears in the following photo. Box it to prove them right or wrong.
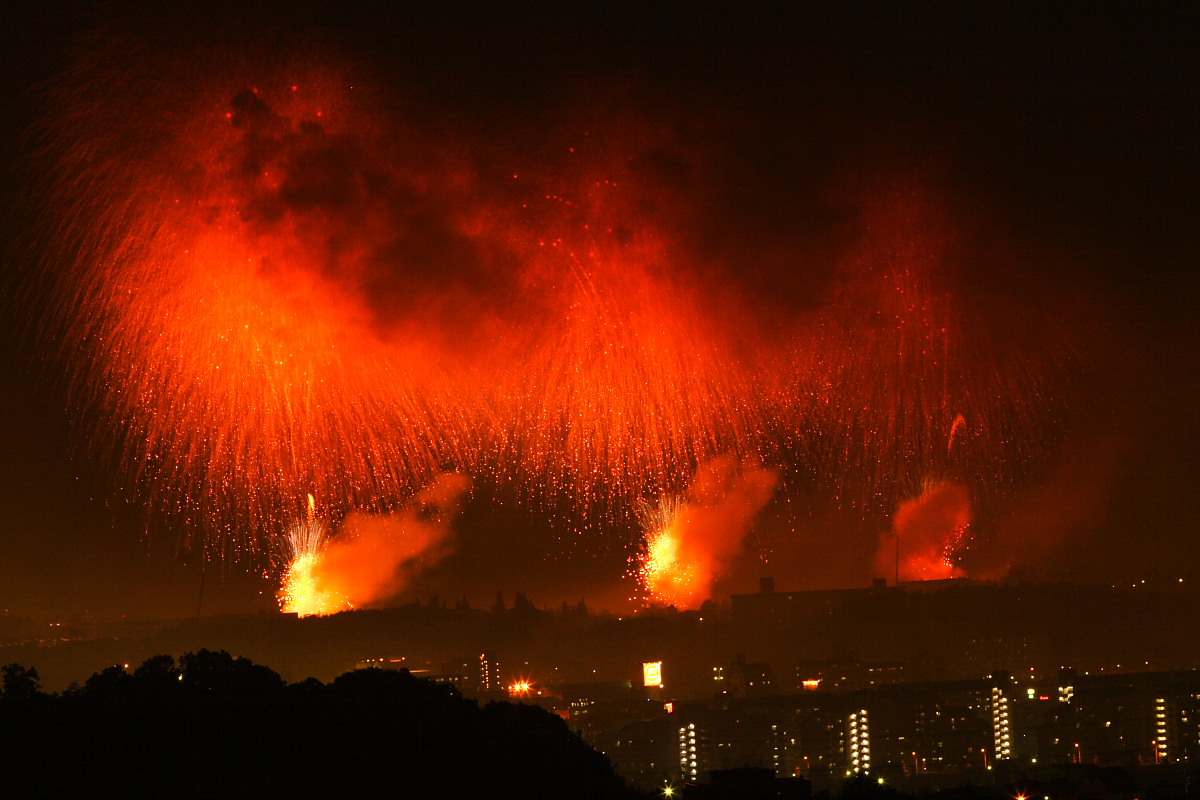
[640,456,778,608]
[293,473,470,612]
[874,481,972,582]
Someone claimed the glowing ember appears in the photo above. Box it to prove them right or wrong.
[948,414,966,456]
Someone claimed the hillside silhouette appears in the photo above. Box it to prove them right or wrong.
[0,651,641,799]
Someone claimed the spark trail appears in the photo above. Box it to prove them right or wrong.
[19,12,1087,590]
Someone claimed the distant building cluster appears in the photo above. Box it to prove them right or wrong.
[9,578,1200,798]
[356,652,511,699]
[563,666,1200,792]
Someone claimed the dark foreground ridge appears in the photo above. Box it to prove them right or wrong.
[0,651,640,799]
[4,653,1199,800]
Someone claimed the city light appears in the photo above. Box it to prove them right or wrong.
[992,685,1012,760]
[644,661,664,688]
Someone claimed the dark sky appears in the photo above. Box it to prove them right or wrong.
[0,2,1196,621]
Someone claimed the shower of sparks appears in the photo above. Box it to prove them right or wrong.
[20,18,1086,587]
[275,495,352,616]
[634,496,698,606]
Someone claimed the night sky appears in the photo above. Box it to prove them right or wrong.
[0,2,1196,622]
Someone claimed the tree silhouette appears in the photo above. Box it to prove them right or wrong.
[512,591,539,617]
[132,653,181,692]
[1,663,41,700]
[82,665,131,697]
[178,648,284,693]
[0,654,641,799]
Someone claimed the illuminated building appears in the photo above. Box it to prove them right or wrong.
[788,659,903,693]
[479,652,501,693]
[991,679,1012,761]
[1156,696,1169,763]
[774,696,847,779]
[606,717,679,787]
[848,709,871,774]
[679,721,701,781]
[1172,691,1200,765]
[569,668,1200,792]
[1033,670,1200,766]
[720,653,773,698]
[1057,668,1075,704]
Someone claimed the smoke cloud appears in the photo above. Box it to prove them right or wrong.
[641,457,778,608]
[874,481,972,583]
[305,473,471,610]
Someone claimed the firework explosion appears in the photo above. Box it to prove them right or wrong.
[874,481,973,583]
[635,458,778,608]
[278,474,469,616]
[29,36,776,554]
[30,50,486,558]
[277,494,348,617]
[501,233,767,519]
[15,10,1093,608]
[784,189,1071,517]
[636,495,691,605]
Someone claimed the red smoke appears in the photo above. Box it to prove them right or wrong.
[283,473,470,614]
[640,457,778,608]
[875,481,972,582]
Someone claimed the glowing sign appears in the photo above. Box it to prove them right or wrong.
[643,661,663,687]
